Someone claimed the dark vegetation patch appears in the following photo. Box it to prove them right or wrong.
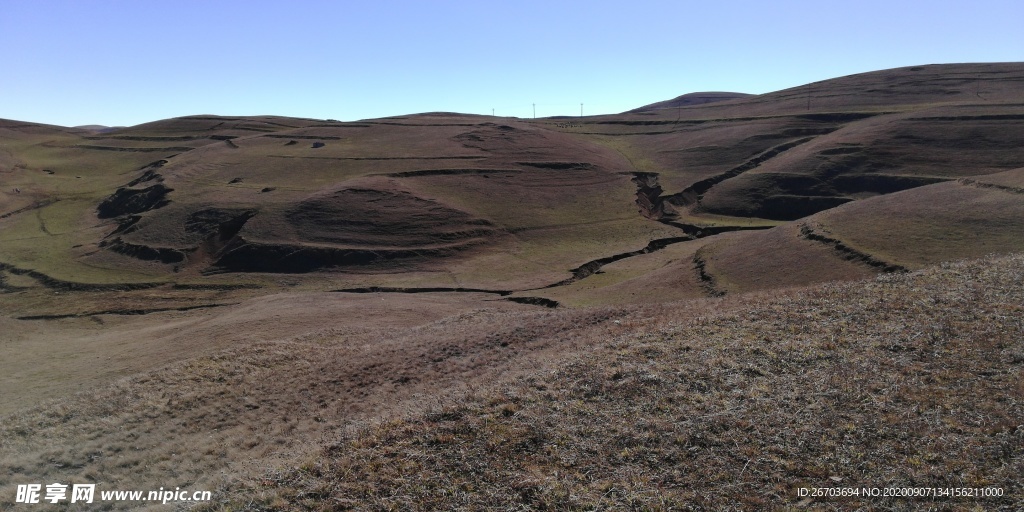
[507,296,560,308]
[185,209,257,242]
[125,160,167,186]
[100,237,187,264]
[96,184,173,218]
[107,215,142,236]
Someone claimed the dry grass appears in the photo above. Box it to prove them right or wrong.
[3,64,1024,511]
[205,253,1024,510]
[0,296,641,511]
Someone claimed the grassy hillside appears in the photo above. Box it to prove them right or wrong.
[1,253,1019,510]
[2,63,1024,510]
[3,63,1024,305]
[209,253,1024,510]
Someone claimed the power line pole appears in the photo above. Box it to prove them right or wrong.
[580,103,583,117]
[492,108,495,117]
[533,103,536,119]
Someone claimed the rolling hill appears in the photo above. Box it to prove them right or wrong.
[1,62,1023,509]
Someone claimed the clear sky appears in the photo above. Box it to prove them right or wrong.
[2,0,1021,127]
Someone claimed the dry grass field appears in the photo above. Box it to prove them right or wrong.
[208,253,1024,510]
[2,62,1023,510]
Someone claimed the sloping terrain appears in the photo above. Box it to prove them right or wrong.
[3,61,1024,415]
[216,253,1023,510]
[2,254,1020,510]
[3,63,1024,300]
[2,62,1024,510]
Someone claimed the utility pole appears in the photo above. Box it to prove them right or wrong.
[533,103,536,119]
[580,103,583,117]
[492,108,495,117]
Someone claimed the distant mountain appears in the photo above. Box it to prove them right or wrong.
[627,91,752,113]
[72,124,123,133]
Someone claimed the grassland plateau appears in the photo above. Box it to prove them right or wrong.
[1,62,1023,510]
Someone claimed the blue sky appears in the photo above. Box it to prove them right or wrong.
[2,0,1021,127]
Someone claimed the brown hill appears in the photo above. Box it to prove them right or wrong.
[2,62,1024,510]
[2,253,1020,510]
[626,91,753,112]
